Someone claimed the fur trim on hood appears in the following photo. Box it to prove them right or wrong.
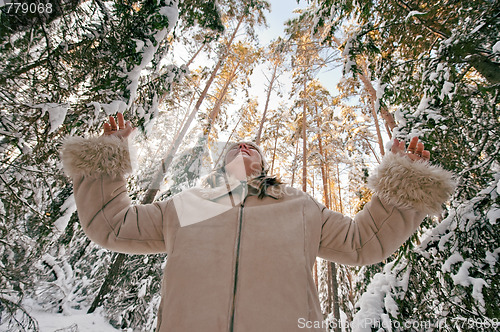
[60,135,135,178]
[368,152,456,216]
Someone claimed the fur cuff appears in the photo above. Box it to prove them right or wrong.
[368,153,456,215]
[60,135,135,178]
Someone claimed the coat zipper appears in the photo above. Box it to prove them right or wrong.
[229,182,247,332]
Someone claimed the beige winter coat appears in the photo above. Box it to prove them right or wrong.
[61,135,455,332]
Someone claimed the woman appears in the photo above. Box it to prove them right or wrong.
[61,113,455,331]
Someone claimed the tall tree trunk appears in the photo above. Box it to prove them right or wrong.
[330,262,341,332]
[336,163,343,214]
[364,137,381,164]
[327,164,341,331]
[319,139,341,328]
[291,140,299,187]
[326,165,335,211]
[270,130,278,174]
[316,105,329,209]
[326,262,333,315]
[302,82,308,192]
[357,67,396,134]
[88,252,127,313]
[345,269,355,311]
[255,63,278,145]
[359,61,385,157]
[186,42,206,68]
[313,260,319,290]
[203,61,241,136]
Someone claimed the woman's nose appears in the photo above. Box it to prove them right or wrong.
[239,143,250,151]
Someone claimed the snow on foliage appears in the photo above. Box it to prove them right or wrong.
[127,0,179,109]
[354,173,500,329]
[53,194,77,233]
[352,261,410,330]
[493,41,500,53]
[35,103,70,134]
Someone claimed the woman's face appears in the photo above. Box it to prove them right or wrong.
[225,143,263,178]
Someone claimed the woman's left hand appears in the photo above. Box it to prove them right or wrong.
[391,137,431,162]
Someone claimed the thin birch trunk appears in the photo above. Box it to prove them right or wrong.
[316,106,329,209]
[291,140,299,187]
[270,130,278,174]
[203,61,241,136]
[313,260,318,290]
[302,82,307,193]
[336,163,343,214]
[255,63,278,145]
[186,42,206,68]
[359,63,385,157]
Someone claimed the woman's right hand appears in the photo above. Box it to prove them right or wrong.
[103,112,135,139]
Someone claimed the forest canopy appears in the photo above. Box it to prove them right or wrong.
[0,0,498,330]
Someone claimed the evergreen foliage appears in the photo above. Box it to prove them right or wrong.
[0,0,222,329]
[1,0,498,330]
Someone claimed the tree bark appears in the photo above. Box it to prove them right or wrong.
[186,42,206,68]
[291,140,299,187]
[359,62,385,157]
[330,262,341,332]
[313,260,319,290]
[88,252,127,313]
[255,63,278,145]
[316,106,330,209]
[326,262,333,315]
[302,82,308,193]
[270,130,278,174]
[357,70,397,132]
[336,164,343,214]
[204,61,242,136]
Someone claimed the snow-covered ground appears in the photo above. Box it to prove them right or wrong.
[14,300,120,332]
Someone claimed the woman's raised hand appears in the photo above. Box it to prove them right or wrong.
[103,112,135,139]
[391,136,431,162]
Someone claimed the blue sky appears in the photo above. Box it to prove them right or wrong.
[256,1,307,45]
[170,0,343,141]
[249,1,341,109]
